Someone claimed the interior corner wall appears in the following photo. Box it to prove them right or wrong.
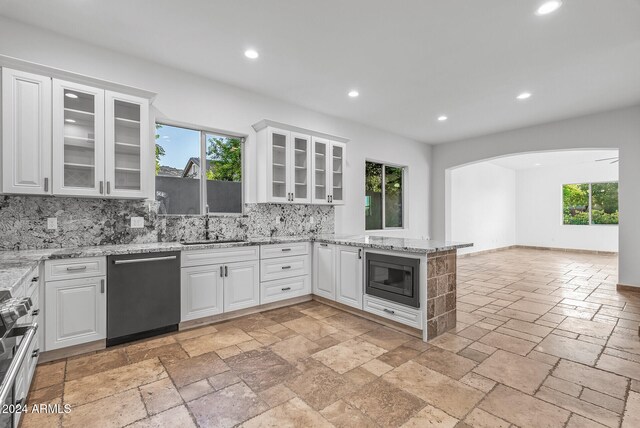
[449,162,516,255]
[0,17,432,239]
[515,162,619,252]
[431,105,640,286]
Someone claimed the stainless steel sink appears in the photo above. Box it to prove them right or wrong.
[180,239,246,245]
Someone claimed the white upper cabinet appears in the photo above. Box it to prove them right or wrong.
[253,120,347,205]
[1,68,52,195]
[105,91,150,199]
[1,60,153,199]
[53,79,105,196]
[330,142,346,205]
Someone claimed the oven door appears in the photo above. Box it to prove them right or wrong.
[366,253,420,308]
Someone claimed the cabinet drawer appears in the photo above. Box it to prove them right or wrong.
[260,254,310,282]
[260,242,309,259]
[363,295,423,330]
[261,275,311,304]
[45,257,106,281]
[181,246,259,268]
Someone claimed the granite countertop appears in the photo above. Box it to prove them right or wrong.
[0,235,472,292]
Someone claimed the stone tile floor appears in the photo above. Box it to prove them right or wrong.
[23,248,640,427]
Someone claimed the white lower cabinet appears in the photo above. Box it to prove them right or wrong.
[261,275,311,304]
[181,264,224,321]
[180,247,260,321]
[224,260,260,312]
[259,243,311,305]
[313,243,336,299]
[44,276,106,350]
[335,246,364,309]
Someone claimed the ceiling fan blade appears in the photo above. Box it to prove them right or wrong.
[596,157,618,162]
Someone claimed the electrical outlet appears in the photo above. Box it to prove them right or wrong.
[130,217,145,228]
[309,216,315,224]
[47,217,57,230]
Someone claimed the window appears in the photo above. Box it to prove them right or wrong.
[365,161,405,230]
[562,182,618,225]
[155,123,243,215]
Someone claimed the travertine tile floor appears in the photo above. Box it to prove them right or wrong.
[23,248,640,428]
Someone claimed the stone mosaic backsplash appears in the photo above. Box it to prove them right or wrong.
[0,196,334,250]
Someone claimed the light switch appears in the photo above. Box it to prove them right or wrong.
[47,217,57,230]
[131,217,145,228]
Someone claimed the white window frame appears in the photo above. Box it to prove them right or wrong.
[561,180,619,226]
[365,160,407,231]
[156,119,247,216]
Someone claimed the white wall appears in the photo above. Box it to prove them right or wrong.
[449,162,516,255]
[432,106,640,286]
[516,162,618,252]
[0,17,431,238]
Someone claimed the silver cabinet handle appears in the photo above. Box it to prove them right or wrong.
[44,178,49,192]
[66,265,87,271]
[100,279,105,294]
[358,249,362,259]
[220,266,224,277]
[281,266,291,270]
[113,255,177,265]
[106,181,111,194]
[281,248,292,252]
[31,309,39,316]
[281,287,291,291]
[383,308,395,315]
[31,276,39,282]
[99,181,104,194]
[32,349,40,358]
[224,266,228,277]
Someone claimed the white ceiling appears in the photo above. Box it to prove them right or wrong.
[1,0,639,143]
[489,149,619,170]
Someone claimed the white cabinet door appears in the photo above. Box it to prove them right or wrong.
[45,276,106,350]
[313,243,335,299]
[290,132,311,203]
[52,79,105,196]
[181,264,224,321]
[329,142,346,205]
[335,246,363,309]
[1,68,52,195]
[224,260,260,312]
[104,90,150,199]
[268,127,291,203]
[311,137,331,204]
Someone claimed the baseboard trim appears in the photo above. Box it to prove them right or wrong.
[40,340,106,363]
[459,245,618,257]
[617,283,640,292]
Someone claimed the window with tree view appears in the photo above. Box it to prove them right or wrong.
[365,161,405,230]
[562,182,618,225]
[155,123,243,215]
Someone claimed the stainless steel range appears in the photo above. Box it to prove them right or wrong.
[0,290,38,428]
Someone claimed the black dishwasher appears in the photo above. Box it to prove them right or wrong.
[107,251,180,346]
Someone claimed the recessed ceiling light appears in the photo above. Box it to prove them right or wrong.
[437,115,448,122]
[65,93,78,99]
[536,1,562,16]
[516,92,532,100]
[348,90,359,98]
[65,118,76,123]
[244,49,259,59]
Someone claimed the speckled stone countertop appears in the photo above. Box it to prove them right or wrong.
[0,235,472,292]
[314,234,473,254]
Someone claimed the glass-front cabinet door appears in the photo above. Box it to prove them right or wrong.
[290,133,311,203]
[330,142,346,204]
[105,91,149,198]
[312,137,330,204]
[52,80,104,196]
[268,128,290,202]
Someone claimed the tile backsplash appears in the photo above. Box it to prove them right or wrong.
[0,196,334,250]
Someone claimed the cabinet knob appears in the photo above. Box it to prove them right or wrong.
[32,349,40,358]
[31,276,39,282]
[32,309,39,316]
